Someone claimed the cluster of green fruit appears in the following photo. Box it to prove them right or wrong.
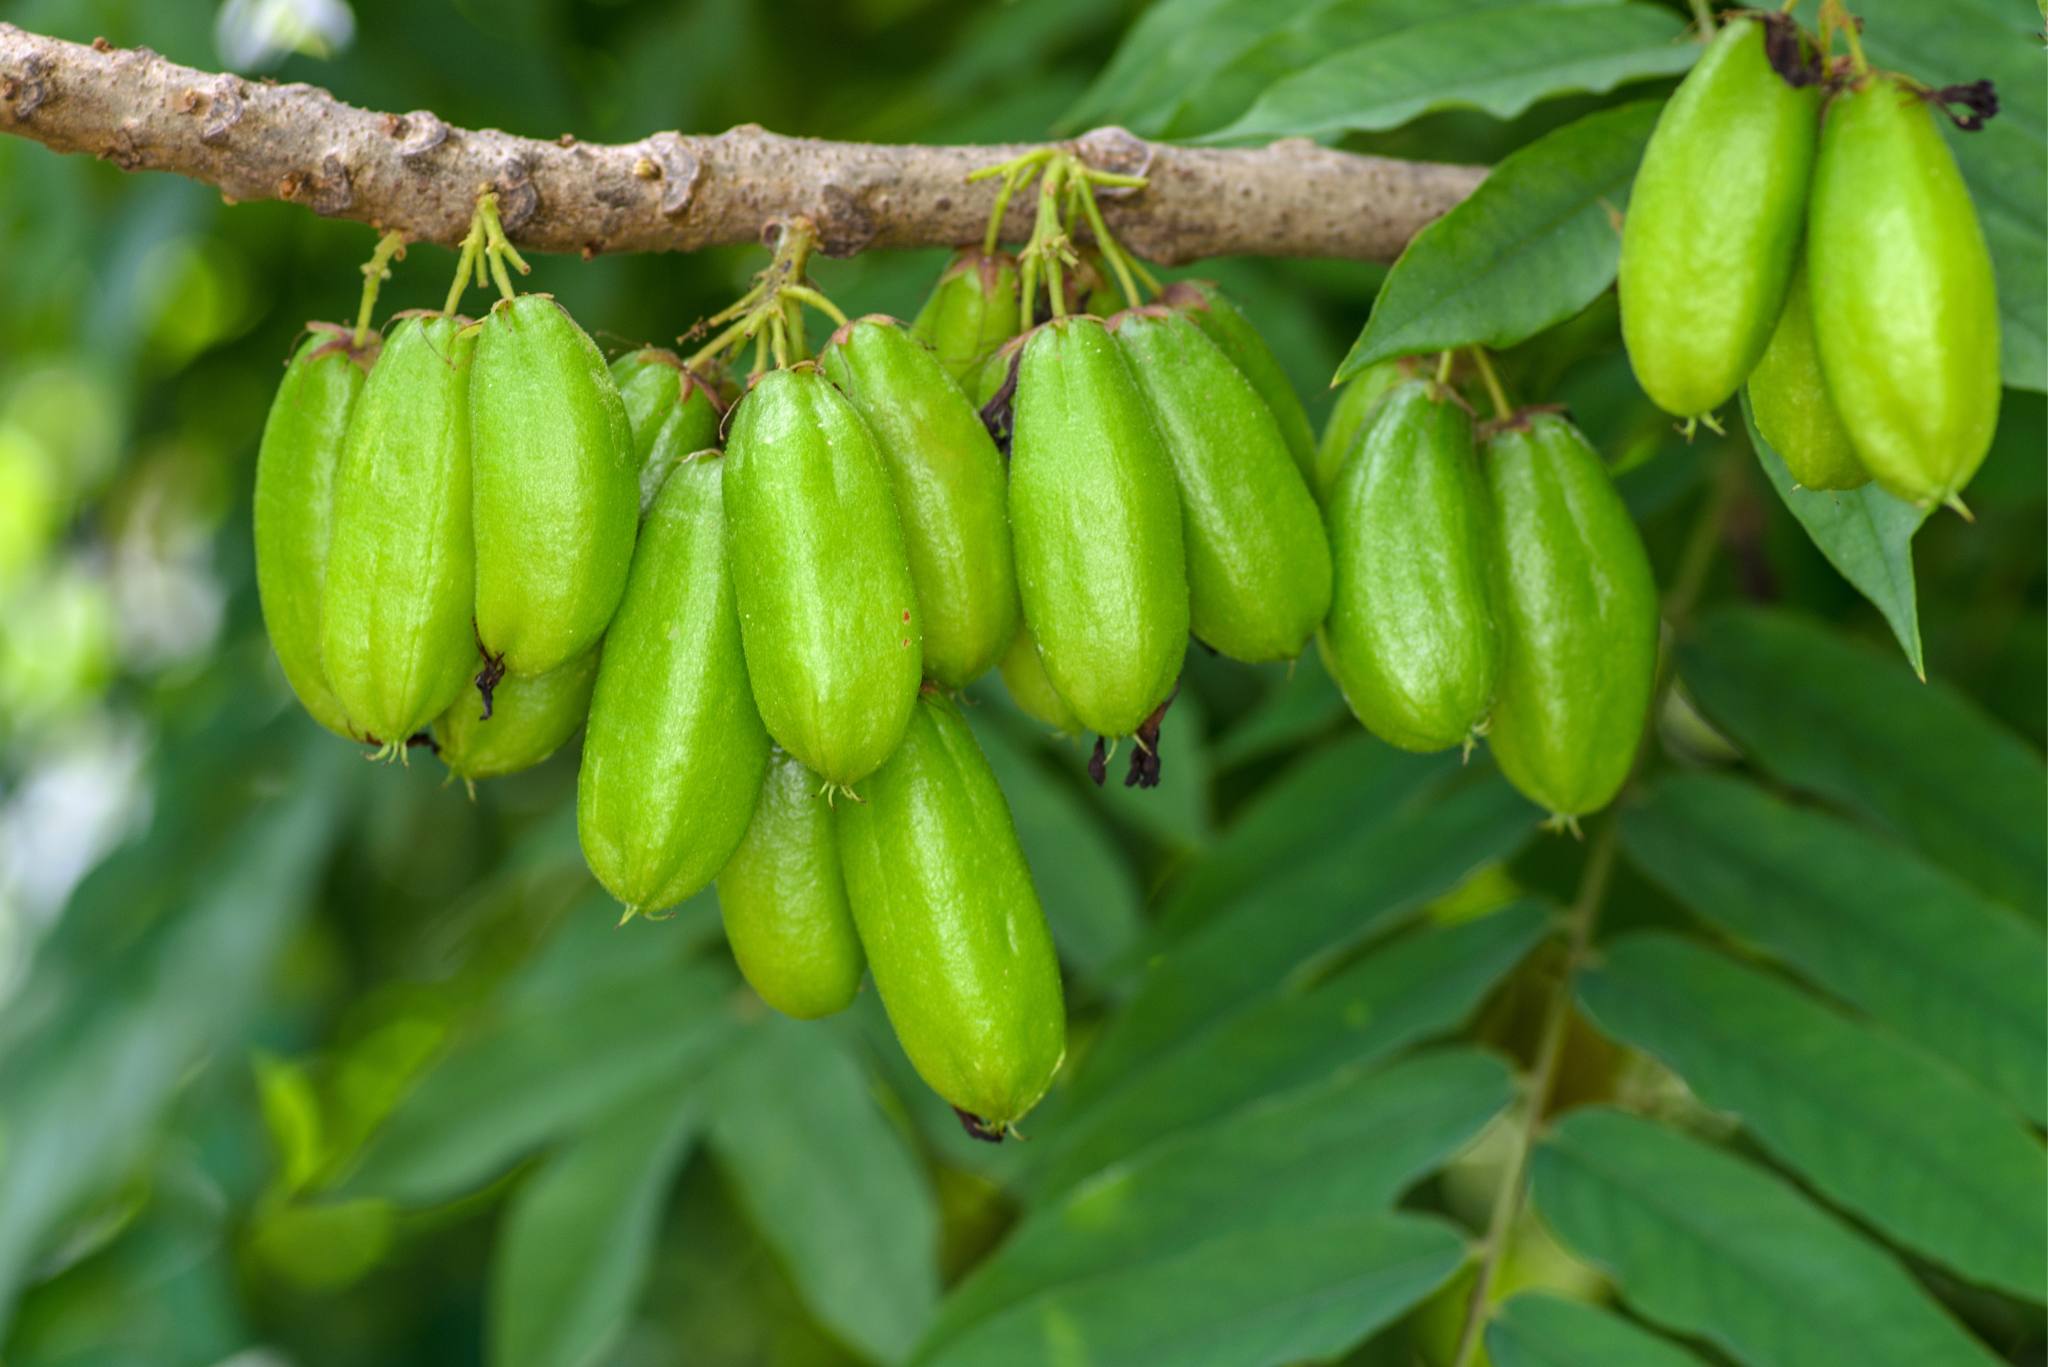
[1619,10,2001,507]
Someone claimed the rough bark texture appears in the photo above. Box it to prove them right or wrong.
[0,23,1485,264]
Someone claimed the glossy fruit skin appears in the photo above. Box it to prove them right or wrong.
[610,348,724,512]
[1323,381,1498,752]
[1161,280,1318,488]
[723,366,921,788]
[578,456,769,915]
[322,313,478,748]
[820,316,1018,689]
[910,249,1023,386]
[470,294,639,675]
[253,323,375,740]
[836,694,1065,1133]
[1007,316,1188,738]
[1112,308,1330,663]
[1808,76,2000,505]
[1747,264,1867,491]
[433,645,598,782]
[998,623,1082,735]
[1617,17,1819,418]
[1482,414,1658,819]
[1315,357,1418,505]
[715,748,865,1020]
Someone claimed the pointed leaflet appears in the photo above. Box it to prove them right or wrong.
[918,1050,1512,1361]
[1208,3,1696,144]
[1021,906,1549,1197]
[1338,102,1659,379]
[1533,1109,2001,1366]
[1678,605,2046,922]
[1579,933,2047,1299]
[1740,394,1928,674]
[707,1017,940,1364]
[1619,772,2047,1124]
[488,1090,700,1367]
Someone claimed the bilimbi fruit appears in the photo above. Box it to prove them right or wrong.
[1618,16,1820,420]
[716,748,865,1020]
[1161,281,1319,488]
[610,347,724,512]
[433,646,599,787]
[910,249,1023,387]
[1747,264,1867,491]
[1322,381,1498,753]
[1111,307,1329,663]
[1807,73,2000,506]
[578,454,768,917]
[321,312,478,752]
[1482,413,1658,821]
[253,322,377,741]
[836,693,1065,1138]
[1006,317,1187,741]
[820,316,1018,690]
[723,366,921,789]
[469,294,639,676]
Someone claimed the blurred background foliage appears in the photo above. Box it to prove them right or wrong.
[0,1,2040,1365]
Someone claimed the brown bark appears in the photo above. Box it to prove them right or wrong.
[0,23,1484,265]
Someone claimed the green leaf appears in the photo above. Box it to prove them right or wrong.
[1679,606,2047,922]
[1487,1293,1708,1367]
[0,740,346,1327]
[1620,772,2048,1124]
[1024,905,1549,1196]
[920,1049,1510,1362]
[1208,651,1346,771]
[914,1211,1466,1367]
[488,1089,700,1367]
[1828,0,2047,391]
[1072,767,1534,1106]
[1579,933,2047,1300]
[1337,102,1659,379]
[1533,1109,2002,1367]
[968,710,1143,986]
[1055,0,1256,134]
[1209,3,1697,144]
[706,1017,940,1364]
[964,1050,1505,1334]
[1739,394,1930,674]
[343,919,741,1205]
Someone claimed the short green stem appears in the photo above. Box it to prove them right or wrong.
[1467,347,1513,420]
[352,230,407,348]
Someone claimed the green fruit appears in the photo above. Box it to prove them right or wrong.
[1482,413,1658,820]
[910,249,1023,386]
[998,623,1081,735]
[433,644,598,785]
[1618,17,1820,419]
[1808,75,2001,506]
[1112,307,1330,663]
[578,455,769,915]
[610,347,725,512]
[1315,357,1420,504]
[836,693,1065,1136]
[322,313,478,751]
[820,316,1018,689]
[1747,263,1867,491]
[470,294,638,675]
[1161,280,1318,488]
[1008,316,1188,738]
[1322,381,1498,752]
[254,322,375,740]
[715,747,865,1020]
[723,365,921,788]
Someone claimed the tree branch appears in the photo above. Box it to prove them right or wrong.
[0,23,1484,265]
